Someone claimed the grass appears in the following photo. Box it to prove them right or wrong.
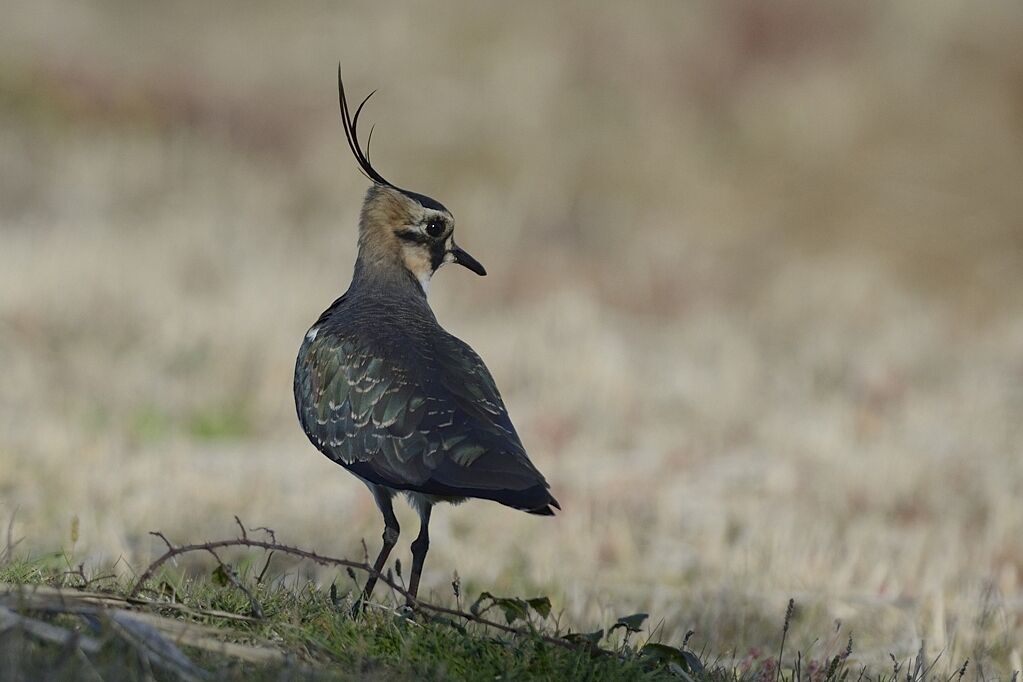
[0,553,688,681]
[2,546,961,682]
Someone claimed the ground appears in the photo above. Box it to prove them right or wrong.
[0,553,920,681]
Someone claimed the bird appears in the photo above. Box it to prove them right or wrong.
[293,66,559,605]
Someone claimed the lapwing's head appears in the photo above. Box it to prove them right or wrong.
[338,66,486,295]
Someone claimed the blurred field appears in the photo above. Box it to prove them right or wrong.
[2,0,1023,672]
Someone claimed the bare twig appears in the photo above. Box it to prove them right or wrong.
[61,563,89,589]
[130,531,580,651]
[57,563,117,591]
[250,526,277,544]
[142,599,260,624]
[204,548,263,619]
[255,551,274,585]
[150,531,174,553]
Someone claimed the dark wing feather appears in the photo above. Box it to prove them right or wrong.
[294,328,557,512]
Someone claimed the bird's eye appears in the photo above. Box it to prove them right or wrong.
[425,219,445,238]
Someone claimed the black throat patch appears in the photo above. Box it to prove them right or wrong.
[395,229,447,272]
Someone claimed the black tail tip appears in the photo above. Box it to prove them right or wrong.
[526,493,560,516]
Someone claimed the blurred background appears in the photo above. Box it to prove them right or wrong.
[2,0,1022,669]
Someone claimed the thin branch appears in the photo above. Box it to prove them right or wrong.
[255,552,274,585]
[130,533,579,651]
[60,564,89,589]
[150,531,174,553]
[57,563,117,590]
[250,527,277,544]
[204,548,263,619]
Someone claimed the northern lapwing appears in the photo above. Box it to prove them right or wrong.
[294,66,559,604]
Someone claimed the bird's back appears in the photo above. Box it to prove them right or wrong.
[294,279,558,515]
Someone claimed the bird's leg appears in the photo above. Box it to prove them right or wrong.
[406,505,432,605]
[359,487,400,606]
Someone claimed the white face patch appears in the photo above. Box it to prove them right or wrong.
[306,327,319,341]
[395,208,453,297]
[417,271,432,296]
[441,237,455,266]
[400,243,435,296]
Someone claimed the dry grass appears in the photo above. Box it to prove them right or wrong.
[2,0,1022,672]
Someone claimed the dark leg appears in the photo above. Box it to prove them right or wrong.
[407,505,431,604]
[361,486,399,604]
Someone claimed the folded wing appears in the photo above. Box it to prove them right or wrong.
[295,328,558,514]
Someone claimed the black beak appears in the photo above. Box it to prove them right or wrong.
[450,245,487,276]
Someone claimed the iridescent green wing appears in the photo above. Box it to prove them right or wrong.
[295,328,549,499]
[295,329,435,486]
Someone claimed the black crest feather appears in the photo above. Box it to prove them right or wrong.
[336,63,449,212]
[338,63,393,187]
